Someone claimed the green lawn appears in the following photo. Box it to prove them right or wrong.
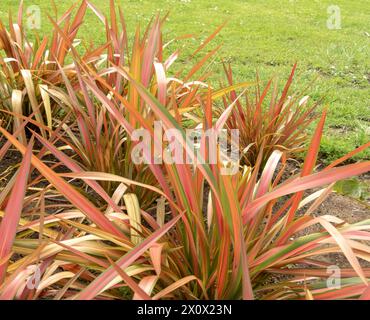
[1,0,369,161]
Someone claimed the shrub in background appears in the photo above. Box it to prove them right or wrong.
[221,63,318,167]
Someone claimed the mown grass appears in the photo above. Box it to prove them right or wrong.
[1,0,369,161]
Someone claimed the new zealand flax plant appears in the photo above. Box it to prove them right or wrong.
[0,1,109,138]
[32,0,236,206]
[0,0,370,300]
[220,63,319,167]
[1,62,369,299]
